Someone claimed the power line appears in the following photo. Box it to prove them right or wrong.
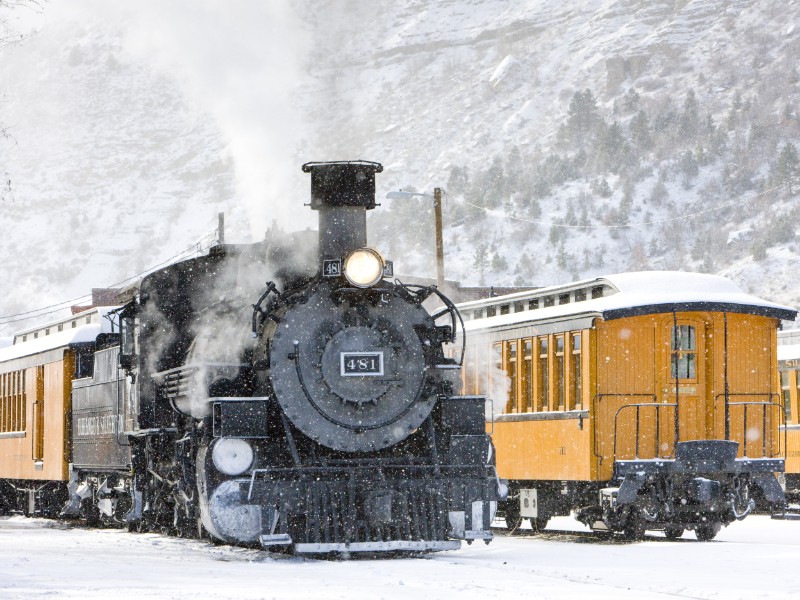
[0,226,220,327]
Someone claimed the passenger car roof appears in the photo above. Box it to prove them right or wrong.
[459,271,797,333]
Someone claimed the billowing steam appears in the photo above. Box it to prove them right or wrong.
[47,0,313,238]
[483,347,512,419]
[161,229,318,418]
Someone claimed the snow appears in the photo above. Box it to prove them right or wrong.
[2,0,800,337]
[2,515,799,599]
[0,307,119,362]
[600,271,796,313]
[461,271,797,332]
[778,343,800,361]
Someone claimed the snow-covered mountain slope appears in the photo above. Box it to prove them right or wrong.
[299,0,800,311]
[1,0,800,334]
[0,17,238,328]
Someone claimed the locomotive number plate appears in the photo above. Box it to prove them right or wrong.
[340,352,384,376]
[323,259,342,277]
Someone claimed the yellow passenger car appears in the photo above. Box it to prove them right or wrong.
[457,271,796,540]
[0,308,117,514]
[777,330,800,501]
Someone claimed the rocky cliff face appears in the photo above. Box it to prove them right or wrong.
[1,0,799,333]
[299,0,800,313]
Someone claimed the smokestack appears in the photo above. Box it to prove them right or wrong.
[302,161,383,261]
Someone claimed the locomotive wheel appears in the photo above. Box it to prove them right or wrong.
[664,526,684,540]
[695,522,721,541]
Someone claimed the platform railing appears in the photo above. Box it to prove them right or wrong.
[611,402,678,461]
[593,394,678,462]
[714,393,785,458]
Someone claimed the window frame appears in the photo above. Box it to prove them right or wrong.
[571,332,582,410]
[670,323,698,382]
[538,335,550,411]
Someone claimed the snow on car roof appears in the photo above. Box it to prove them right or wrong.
[778,343,800,362]
[459,271,797,332]
[0,307,120,362]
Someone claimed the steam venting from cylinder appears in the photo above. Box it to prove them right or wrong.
[301,161,384,261]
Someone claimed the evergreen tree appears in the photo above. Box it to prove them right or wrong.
[491,252,508,271]
[446,165,469,196]
[678,89,699,140]
[679,150,700,188]
[472,156,506,209]
[652,99,678,136]
[630,110,653,150]
[591,177,612,198]
[596,120,627,171]
[620,179,634,223]
[567,89,600,140]
[473,242,489,285]
[650,180,668,204]
[773,142,800,194]
[505,146,523,192]
[622,88,640,113]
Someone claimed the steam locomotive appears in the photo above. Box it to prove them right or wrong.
[0,161,499,554]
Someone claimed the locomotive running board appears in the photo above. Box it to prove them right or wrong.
[293,540,461,553]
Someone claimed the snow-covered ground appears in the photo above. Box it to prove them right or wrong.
[2,515,799,599]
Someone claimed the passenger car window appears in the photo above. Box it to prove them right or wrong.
[671,325,696,379]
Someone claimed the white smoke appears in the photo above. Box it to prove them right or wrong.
[181,231,318,417]
[45,0,313,238]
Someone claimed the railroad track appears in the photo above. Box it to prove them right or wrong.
[490,526,699,544]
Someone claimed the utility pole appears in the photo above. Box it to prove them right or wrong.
[385,188,446,289]
[433,187,444,290]
[218,212,225,245]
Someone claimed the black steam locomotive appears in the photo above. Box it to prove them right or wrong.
[61,161,499,553]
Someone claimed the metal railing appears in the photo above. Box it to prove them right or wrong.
[593,394,674,461]
[611,402,678,461]
[593,391,786,464]
[714,393,785,458]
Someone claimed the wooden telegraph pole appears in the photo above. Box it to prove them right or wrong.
[433,188,444,289]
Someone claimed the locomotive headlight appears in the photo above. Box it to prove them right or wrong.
[211,438,254,476]
[343,247,384,288]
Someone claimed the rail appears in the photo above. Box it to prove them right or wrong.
[714,393,785,458]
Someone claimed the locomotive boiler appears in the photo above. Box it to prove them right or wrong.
[0,160,499,554]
